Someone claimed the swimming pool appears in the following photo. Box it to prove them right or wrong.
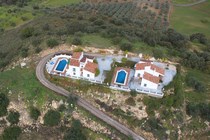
[115,70,127,85]
[55,59,68,72]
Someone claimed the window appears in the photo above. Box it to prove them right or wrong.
[73,68,76,71]
[87,74,90,77]
[73,73,76,75]
[138,73,140,77]
[144,84,147,87]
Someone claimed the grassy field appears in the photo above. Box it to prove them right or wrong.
[0,67,64,108]
[81,34,114,48]
[170,1,210,38]
[41,0,81,7]
[0,6,39,30]
[184,69,210,103]
[0,0,81,30]
[172,0,200,4]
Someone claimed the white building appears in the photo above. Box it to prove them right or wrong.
[66,52,98,79]
[83,61,98,79]
[140,72,160,90]
[134,61,165,90]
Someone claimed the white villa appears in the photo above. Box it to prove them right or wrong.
[46,51,176,98]
[134,61,165,90]
[47,52,99,81]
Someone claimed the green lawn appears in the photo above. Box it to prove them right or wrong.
[81,34,114,48]
[170,1,210,38]
[0,67,64,108]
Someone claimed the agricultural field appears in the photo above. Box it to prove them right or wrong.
[170,1,210,38]
[172,0,201,4]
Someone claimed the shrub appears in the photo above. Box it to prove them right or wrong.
[35,47,42,53]
[186,103,210,121]
[72,37,82,45]
[185,75,206,92]
[58,104,66,112]
[20,27,34,39]
[112,37,122,45]
[30,107,41,120]
[20,48,28,58]
[2,126,21,140]
[67,96,78,109]
[42,23,50,31]
[0,93,9,117]
[44,110,61,126]
[95,68,100,77]
[74,47,83,52]
[130,90,137,97]
[125,97,136,106]
[64,119,86,140]
[32,38,41,47]
[153,48,164,59]
[47,39,59,48]
[6,111,20,125]
[120,42,133,51]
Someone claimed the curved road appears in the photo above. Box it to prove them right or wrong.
[36,53,144,140]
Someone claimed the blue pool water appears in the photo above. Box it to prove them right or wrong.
[55,59,67,72]
[116,70,127,84]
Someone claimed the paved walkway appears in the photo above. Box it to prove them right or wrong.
[36,51,145,140]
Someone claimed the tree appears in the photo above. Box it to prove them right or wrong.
[95,68,100,76]
[125,97,136,106]
[185,74,206,92]
[20,27,34,39]
[6,111,20,125]
[2,126,21,140]
[44,110,61,126]
[190,33,208,45]
[130,90,137,97]
[30,107,41,120]
[0,93,9,117]
[64,120,86,140]
[72,37,82,45]
[47,39,59,48]
[120,42,133,51]
[67,96,78,108]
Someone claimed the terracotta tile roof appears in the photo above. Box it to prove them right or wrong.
[143,72,160,84]
[151,64,165,75]
[135,62,151,70]
[111,67,131,86]
[84,61,98,73]
[72,52,82,59]
[80,56,86,63]
[80,55,95,63]
[70,59,80,67]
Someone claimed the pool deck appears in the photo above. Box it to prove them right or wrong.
[46,52,176,98]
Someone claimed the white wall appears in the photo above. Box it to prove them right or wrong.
[83,69,95,79]
[68,66,81,77]
[134,70,144,78]
[141,78,158,90]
